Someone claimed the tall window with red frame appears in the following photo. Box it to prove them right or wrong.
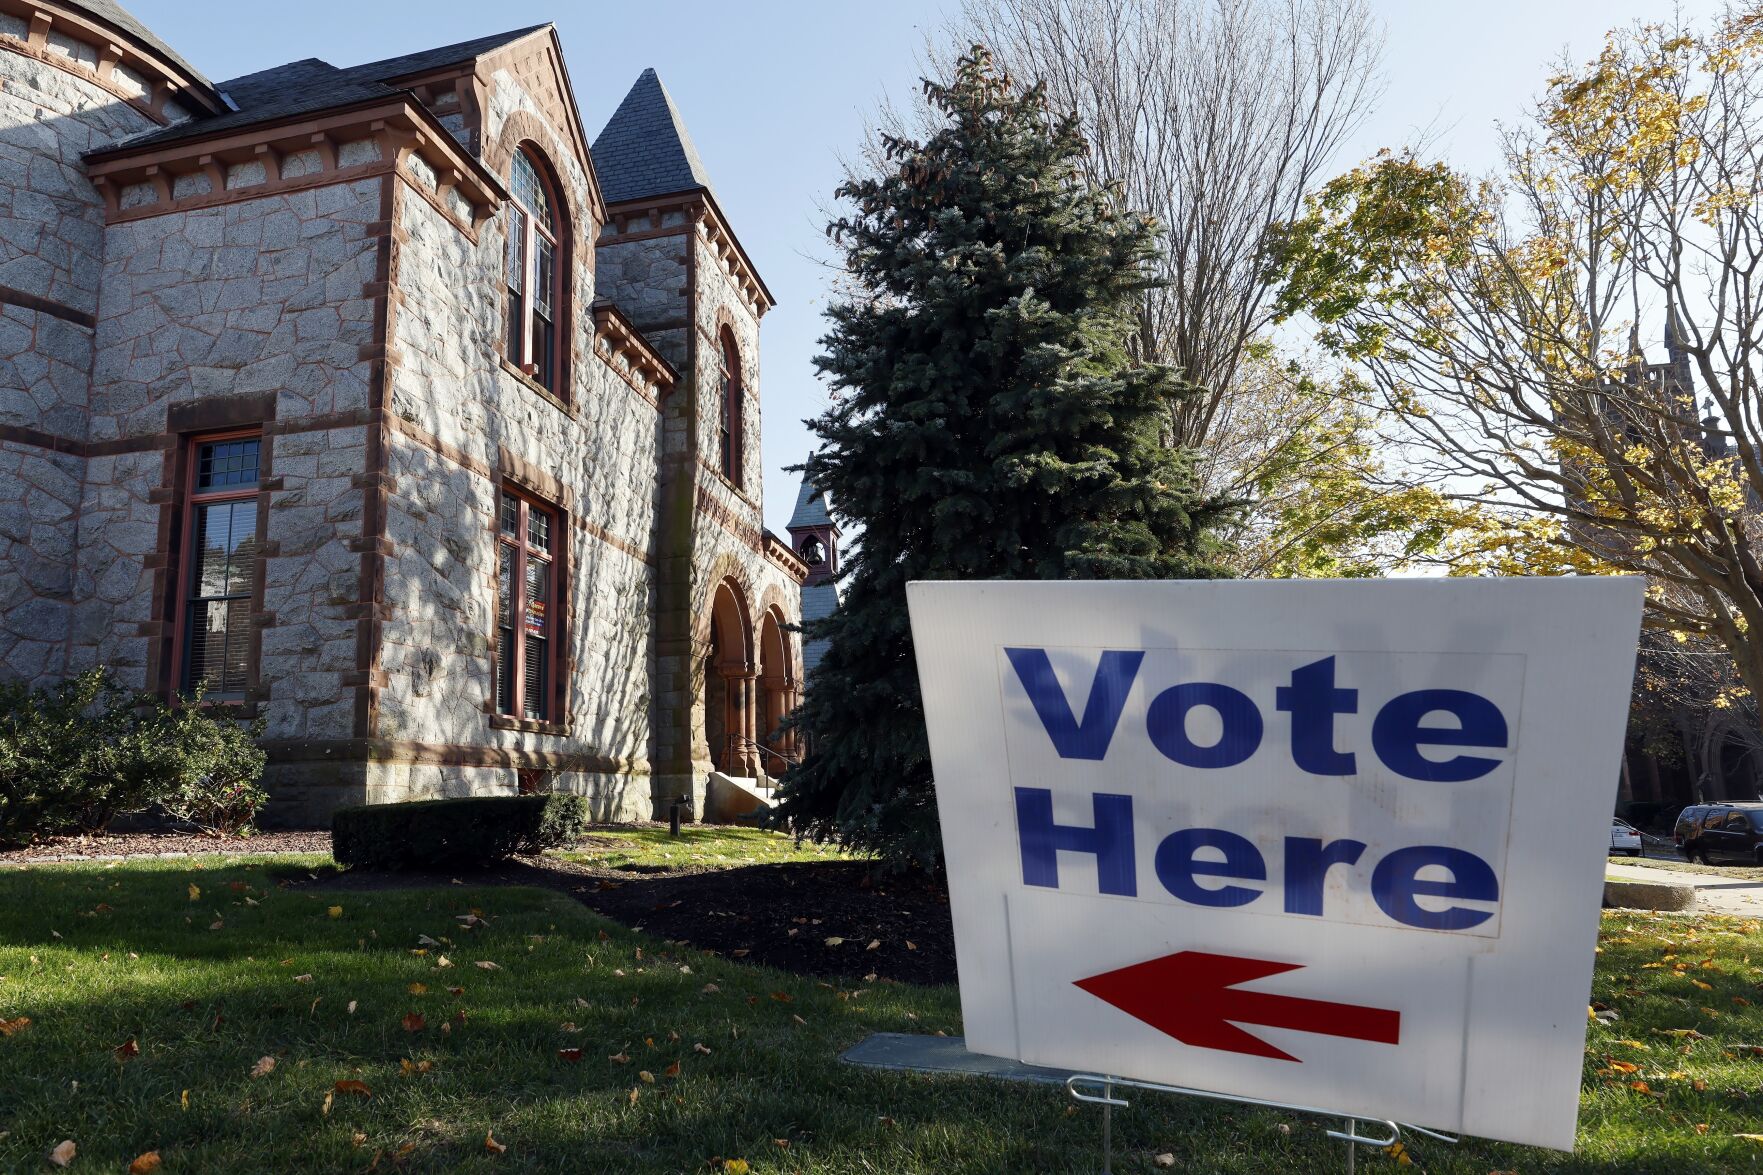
[180,434,260,696]
[495,489,557,721]
[718,330,742,486]
[504,148,561,393]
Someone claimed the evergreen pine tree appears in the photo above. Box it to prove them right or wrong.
[775,48,1227,867]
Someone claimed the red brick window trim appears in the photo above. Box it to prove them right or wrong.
[718,328,743,488]
[504,146,564,398]
[493,485,563,724]
[174,430,262,700]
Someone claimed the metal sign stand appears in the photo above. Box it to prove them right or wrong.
[1066,1074,1458,1173]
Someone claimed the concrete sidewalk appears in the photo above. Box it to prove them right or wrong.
[1605,860,1763,916]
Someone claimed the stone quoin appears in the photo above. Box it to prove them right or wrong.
[0,1,811,822]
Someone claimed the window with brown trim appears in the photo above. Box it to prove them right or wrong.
[504,148,562,394]
[495,488,559,721]
[177,433,261,697]
[718,329,743,486]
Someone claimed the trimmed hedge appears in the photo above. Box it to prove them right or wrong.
[331,795,590,871]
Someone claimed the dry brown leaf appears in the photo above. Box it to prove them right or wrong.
[694,1043,711,1055]
[347,1000,358,1015]
[663,1060,681,1078]
[609,1051,630,1064]
[250,1055,276,1079]
[474,961,500,971]
[407,983,427,995]
[335,1079,372,1098]
[639,1070,655,1084]
[866,940,880,951]
[402,1013,426,1033]
[484,1131,506,1155]
[321,1090,334,1117]
[128,1151,161,1174]
[327,906,343,919]
[0,1016,30,1036]
[112,1037,139,1061]
[49,1140,76,1167]
[558,1048,583,1063]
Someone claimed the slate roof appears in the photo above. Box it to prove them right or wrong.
[800,583,840,678]
[97,25,548,154]
[74,0,215,93]
[590,68,715,205]
[787,477,833,531]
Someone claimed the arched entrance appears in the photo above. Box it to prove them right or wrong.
[702,578,756,776]
[757,606,801,773]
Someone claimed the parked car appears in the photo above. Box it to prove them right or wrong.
[1673,802,1763,865]
[1609,817,1643,857]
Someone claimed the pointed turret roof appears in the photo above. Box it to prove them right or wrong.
[787,477,833,532]
[591,68,715,205]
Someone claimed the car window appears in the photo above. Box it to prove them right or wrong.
[1727,813,1751,831]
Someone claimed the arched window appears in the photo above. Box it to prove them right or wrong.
[505,148,562,392]
[719,329,743,486]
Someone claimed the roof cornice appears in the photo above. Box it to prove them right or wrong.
[83,93,507,226]
[1,0,224,119]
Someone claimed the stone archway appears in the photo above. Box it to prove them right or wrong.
[702,577,756,776]
[757,605,801,771]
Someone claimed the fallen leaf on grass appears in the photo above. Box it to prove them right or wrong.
[663,1061,681,1078]
[721,1160,750,1174]
[558,1048,583,1063]
[694,1043,711,1055]
[769,992,793,1003]
[250,1056,276,1079]
[347,1001,357,1015]
[321,1090,333,1117]
[0,1016,30,1036]
[293,974,313,984]
[327,906,343,919]
[484,1131,506,1154]
[188,885,200,902]
[627,1088,639,1107]
[609,1051,630,1064]
[866,940,880,951]
[402,1013,426,1033]
[113,1037,139,1061]
[128,1151,161,1174]
[823,937,844,947]
[474,961,500,971]
[335,1079,371,1099]
[407,983,427,995]
[179,1090,188,1111]
[1153,1156,1175,1169]
[49,1140,76,1167]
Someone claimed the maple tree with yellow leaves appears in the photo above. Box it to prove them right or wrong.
[1272,5,1763,707]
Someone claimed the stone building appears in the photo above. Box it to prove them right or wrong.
[0,1,810,822]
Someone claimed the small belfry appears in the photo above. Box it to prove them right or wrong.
[0,3,805,823]
[785,470,840,678]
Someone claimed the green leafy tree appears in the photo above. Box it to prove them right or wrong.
[773,48,1227,868]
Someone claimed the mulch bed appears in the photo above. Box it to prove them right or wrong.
[0,828,332,863]
[301,853,959,986]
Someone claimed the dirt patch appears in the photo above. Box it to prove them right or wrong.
[574,861,956,986]
[0,828,332,863]
[295,853,958,986]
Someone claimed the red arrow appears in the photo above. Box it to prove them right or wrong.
[1073,950,1401,1062]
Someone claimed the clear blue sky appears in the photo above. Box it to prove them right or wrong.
[134,0,1728,535]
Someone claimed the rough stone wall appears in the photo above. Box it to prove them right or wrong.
[595,229,689,368]
[71,180,384,752]
[0,44,157,682]
[377,84,661,815]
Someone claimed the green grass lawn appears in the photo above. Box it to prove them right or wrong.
[559,825,858,872]
[1619,855,1763,882]
[0,849,1761,1172]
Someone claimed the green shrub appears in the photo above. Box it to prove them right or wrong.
[154,699,269,836]
[331,795,591,871]
[0,669,268,846]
